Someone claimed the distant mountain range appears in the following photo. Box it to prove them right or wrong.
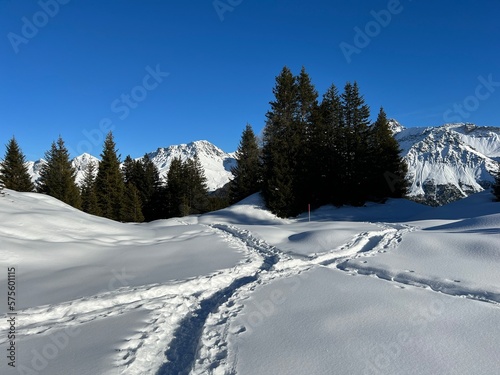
[27,140,236,193]
[26,123,500,206]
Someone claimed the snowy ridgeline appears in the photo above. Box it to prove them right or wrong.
[25,122,500,205]
[26,140,236,192]
[0,189,500,374]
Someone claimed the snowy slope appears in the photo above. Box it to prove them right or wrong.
[392,121,500,205]
[1,189,499,374]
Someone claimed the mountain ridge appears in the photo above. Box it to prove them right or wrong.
[24,123,500,206]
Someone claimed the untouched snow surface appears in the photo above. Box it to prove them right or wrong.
[0,190,499,374]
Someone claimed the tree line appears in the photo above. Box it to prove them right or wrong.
[2,66,499,219]
[0,133,211,222]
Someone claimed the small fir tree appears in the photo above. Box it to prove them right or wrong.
[95,132,125,221]
[0,137,35,192]
[37,137,81,208]
[121,183,145,222]
[230,124,262,204]
[80,160,101,215]
[369,108,408,200]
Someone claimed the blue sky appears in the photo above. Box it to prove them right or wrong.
[1,0,499,159]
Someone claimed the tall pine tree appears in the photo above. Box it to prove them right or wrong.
[262,66,300,217]
[318,84,343,206]
[37,137,81,208]
[0,137,35,192]
[165,156,184,217]
[80,160,101,215]
[294,67,319,210]
[183,157,208,215]
[230,124,262,204]
[95,132,125,221]
[340,81,371,205]
[369,108,408,200]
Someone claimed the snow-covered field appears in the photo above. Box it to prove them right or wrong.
[0,189,499,374]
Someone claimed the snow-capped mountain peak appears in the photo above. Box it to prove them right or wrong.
[395,122,499,205]
[146,140,236,191]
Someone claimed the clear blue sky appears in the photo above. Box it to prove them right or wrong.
[1,0,499,159]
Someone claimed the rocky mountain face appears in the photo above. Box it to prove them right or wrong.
[392,121,500,206]
[25,123,500,206]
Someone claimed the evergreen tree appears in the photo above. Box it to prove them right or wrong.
[95,132,125,221]
[340,81,371,205]
[121,183,145,222]
[183,157,208,215]
[0,137,35,192]
[318,84,343,206]
[80,160,101,215]
[230,124,262,204]
[165,157,184,217]
[369,108,408,200]
[165,156,208,217]
[138,154,163,221]
[262,66,300,217]
[493,164,500,202]
[37,137,81,208]
[294,67,320,209]
[122,154,162,221]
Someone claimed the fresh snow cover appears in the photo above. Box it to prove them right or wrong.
[1,188,500,375]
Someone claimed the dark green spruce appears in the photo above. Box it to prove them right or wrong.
[37,137,81,208]
[369,107,409,200]
[80,160,101,216]
[0,137,35,192]
[261,66,300,218]
[230,124,262,204]
[95,132,125,221]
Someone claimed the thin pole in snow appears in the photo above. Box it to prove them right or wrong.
[308,203,310,222]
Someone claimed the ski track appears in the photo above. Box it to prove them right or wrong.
[3,219,499,375]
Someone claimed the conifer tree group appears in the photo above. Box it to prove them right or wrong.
[1,65,415,219]
[257,66,408,217]
[0,132,210,222]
